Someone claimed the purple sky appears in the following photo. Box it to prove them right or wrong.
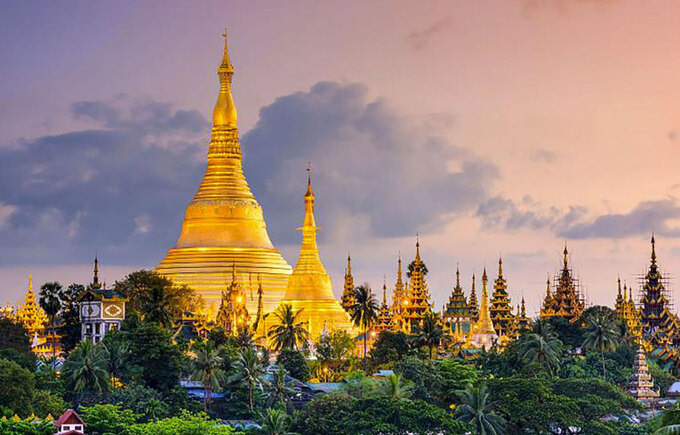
[2,1,680,316]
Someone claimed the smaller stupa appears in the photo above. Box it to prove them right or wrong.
[470,269,498,351]
[628,346,660,401]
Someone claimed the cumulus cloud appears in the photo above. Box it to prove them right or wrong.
[477,195,587,232]
[561,199,680,239]
[0,97,207,265]
[243,81,498,244]
[406,18,452,50]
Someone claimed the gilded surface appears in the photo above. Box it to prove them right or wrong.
[156,33,292,315]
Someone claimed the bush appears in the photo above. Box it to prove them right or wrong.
[81,404,140,435]
[0,358,35,416]
[120,410,234,435]
[277,349,310,382]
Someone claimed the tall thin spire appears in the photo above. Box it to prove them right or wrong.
[213,28,237,128]
[456,264,460,288]
[498,256,503,277]
[563,243,569,269]
[651,234,657,266]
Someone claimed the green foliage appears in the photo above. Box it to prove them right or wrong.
[455,383,506,435]
[120,410,234,435]
[292,393,467,435]
[124,321,184,393]
[267,304,310,352]
[111,383,170,421]
[259,408,295,435]
[545,315,584,348]
[114,270,200,324]
[394,355,440,403]
[436,359,478,405]
[650,361,676,396]
[582,308,622,380]
[30,389,66,419]
[413,311,444,360]
[191,340,226,412]
[0,318,33,363]
[62,340,109,397]
[81,403,140,435]
[0,359,35,416]
[229,347,267,412]
[349,285,379,370]
[38,282,62,356]
[369,330,412,366]
[0,420,55,435]
[0,347,36,371]
[59,283,84,352]
[277,349,309,382]
[315,329,354,374]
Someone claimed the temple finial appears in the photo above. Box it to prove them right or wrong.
[563,242,569,268]
[305,162,313,197]
[651,233,657,265]
[498,256,503,277]
[455,263,460,287]
[213,28,237,128]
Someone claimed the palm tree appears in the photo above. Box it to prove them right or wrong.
[62,340,109,403]
[380,373,413,400]
[235,326,255,351]
[582,311,621,381]
[259,408,298,435]
[102,339,129,388]
[39,281,62,359]
[139,284,177,326]
[268,304,309,352]
[518,321,562,376]
[349,285,378,372]
[455,383,506,435]
[191,340,225,412]
[413,312,444,360]
[229,347,267,412]
[266,364,297,412]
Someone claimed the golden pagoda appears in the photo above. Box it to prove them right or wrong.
[156,32,292,316]
[215,265,250,334]
[470,268,498,351]
[468,274,479,323]
[340,255,356,314]
[14,275,49,354]
[490,257,514,338]
[275,169,352,340]
[402,239,432,331]
[540,245,584,323]
[376,279,393,331]
[389,255,408,332]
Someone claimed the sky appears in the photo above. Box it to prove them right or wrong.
[1,0,680,316]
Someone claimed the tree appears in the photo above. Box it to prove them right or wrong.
[0,358,35,416]
[349,285,378,371]
[229,347,267,412]
[369,330,412,366]
[111,383,170,422]
[582,309,621,381]
[81,403,140,435]
[191,340,225,412]
[407,260,428,278]
[265,364,297,413]
[0,318,35,370]
[291,393,355,435]
[455,383,506,435]
[39,281,62,359]
[517,321,562,377]
[436,359,478,405]
[59,283,84,352]
[267,304,309,352]
[413,312,444,360]
[0,419,55,435]
[316,330,354,375]
[119,410,233,434]
[277,349,310,382]
[62,340,109,401]
[114,270,199,323]
[125,321,184,394]
[30,389,67,421]
[259,408,296,435]
[378,373,413,400]
[393,356,440,403]
[101,335,130,387]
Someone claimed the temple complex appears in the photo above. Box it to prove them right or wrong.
[156,32,292,316]
[274,169,352,339]
[14,275,52,356]
[540,245,584,323]
[490,257,515,340]
[615,280,642,340]
[469,269,498,350]
[215,265,250,334]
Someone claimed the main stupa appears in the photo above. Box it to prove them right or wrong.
[156,32,292,316]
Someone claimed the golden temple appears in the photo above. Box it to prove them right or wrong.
[156,32,292,315]
[275,169,353,339]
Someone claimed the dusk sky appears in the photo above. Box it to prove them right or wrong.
[2,0,680,316]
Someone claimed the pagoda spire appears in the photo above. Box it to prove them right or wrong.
[651,234,657,266]
[468,273,479,322]
[563,243,569,269]
[456,264,461,288]
[213,28,237,129]
[341,253,356,313]
[470,268,497,350]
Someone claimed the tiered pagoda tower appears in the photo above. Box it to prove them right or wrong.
[615,280,642,339]
[540,277,554,318]
[443,266,471,339]
[340,255,356,314]
[516,297,531,334]
[376,280,393,332]
[628,346,660,401]
[540,245,584,323]
[470,269,498,350]
[468,274,479,323]
[389,256,408,332]
[215,265,250,335]
[275,169,352,339]
[490,257,515,338]
[402,240,432,331]
[156,32,292,316]
[15,275,48,340]
[640,236,671,333]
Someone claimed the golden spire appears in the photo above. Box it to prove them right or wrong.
[651,234,657,265]
[476,268,496,334]
[415,234,421,262]
[563,243,569,269]
[382,277,388,306]
[498,256,503,278]
[618,277,622,298]
[277,167,352,338]
[396,253,403,287]
[456,264,460,288]
[156,31,292,316]
[341,253,356,312]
